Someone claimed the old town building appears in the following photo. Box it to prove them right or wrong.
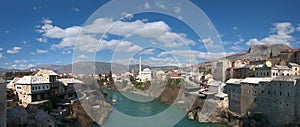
[16,76,50,107]
[225,76,300,126]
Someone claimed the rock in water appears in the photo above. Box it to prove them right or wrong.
[187,111,195,120]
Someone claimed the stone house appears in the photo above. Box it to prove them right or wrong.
[58,78,83,99]
[16,76,50,107]
[225,76,300,126]
[35,69,59,96]
[288,63,300,76]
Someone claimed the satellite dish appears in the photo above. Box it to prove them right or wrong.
[266,61,272,67]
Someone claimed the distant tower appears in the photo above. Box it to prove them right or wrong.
[139,56,142,75]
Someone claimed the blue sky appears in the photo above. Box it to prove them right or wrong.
[0,0,300,69]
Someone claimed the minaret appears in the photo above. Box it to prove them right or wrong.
[139,56,142,75]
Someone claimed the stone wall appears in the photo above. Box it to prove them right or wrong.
[0,78,6,127]
[295,79,300,123]
[226,79,298,126]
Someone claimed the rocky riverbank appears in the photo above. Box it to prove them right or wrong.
[100,81,230,125]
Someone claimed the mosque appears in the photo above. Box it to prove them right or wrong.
[136,56,152,82]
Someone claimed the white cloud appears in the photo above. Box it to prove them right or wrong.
[78,54,88,59]
[233,26,238,30]
[61,50,72,54]
[143,57,179,66]
[200,37,220,49]
[121,12,134,20]
[14,60,28,63]
[139,48,155,55]
[100,40,143,52]
[35,37,47,43]
[9,64,35,70]
[296,25,300,31]
[158,50,231,62]
[0,53,2,59]
[37,18,195,53]
[0,48,3,51]
[177,16,183,20]
[116,57,179,67]
[174,6,181,13]
[223,41,232,45]
[157,51,171,57]
[155,1,167,9]
[233,35,244,45]
[144,2,151,9]
[31,49,48,55]
[33,6,42,11]
[7,47,21,54]
[36,49,48,54]
[246,22,296,46]
[74,8,79,12]
[230,46,243,51]
[42,18,52,24]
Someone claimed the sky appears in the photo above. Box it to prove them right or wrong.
[0,0,300,69]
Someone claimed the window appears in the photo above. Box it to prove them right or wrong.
[287,103,289,106]
[267,72,269,76]
[274,91,276,95]
[43,86,45,89]
[38,86,40,89]
[261,90,264,94]
[268,91,270,95]
[273,72,275,76]
[280,91,282,96]
[288,92,290,96]
[280,83,282,87]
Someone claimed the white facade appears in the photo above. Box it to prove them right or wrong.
[137,57,152,82]
[155,70,166,80]
[15,76,50,106]
[255,64,299,77]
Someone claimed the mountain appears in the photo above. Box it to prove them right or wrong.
[226,44,292,60]
[0,68,20,73]
[129,64,178,73]
[24,62,178,75]
[25,62,128,75]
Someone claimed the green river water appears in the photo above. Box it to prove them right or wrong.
[100,88,228,127]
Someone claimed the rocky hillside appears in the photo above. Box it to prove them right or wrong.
[226,44,291,60]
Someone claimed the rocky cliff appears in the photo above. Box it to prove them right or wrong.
[226,44,291,60]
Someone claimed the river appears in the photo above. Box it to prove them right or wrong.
[100,88,227,127]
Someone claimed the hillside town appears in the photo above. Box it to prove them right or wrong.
[0,45,300,127]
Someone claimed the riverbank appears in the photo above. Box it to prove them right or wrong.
[101,88,229,127]
[99,81,230,125]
